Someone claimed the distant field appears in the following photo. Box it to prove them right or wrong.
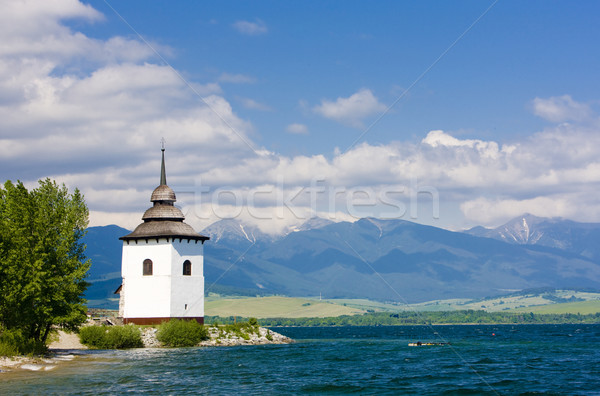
[511,300,600,314]
[205,292,600,318]
[321,298,404,312]
[320,298,470,312]
[204,296,365,318]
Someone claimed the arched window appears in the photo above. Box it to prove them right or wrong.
[143,259,153,276]
[183,260,192,276]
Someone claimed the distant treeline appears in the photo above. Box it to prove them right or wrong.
[206,310,600,327]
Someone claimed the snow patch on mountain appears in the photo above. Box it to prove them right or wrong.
[496,214,544,244]
[202,219,271,244]
[366,218,383,238]
[289,217,335,233]
[464,213,600,261]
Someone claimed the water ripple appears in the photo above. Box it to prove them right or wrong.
[1,324,599,395]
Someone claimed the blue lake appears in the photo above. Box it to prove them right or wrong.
[2,324,600,394]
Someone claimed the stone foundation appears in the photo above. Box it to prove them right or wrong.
[123,317,204,325]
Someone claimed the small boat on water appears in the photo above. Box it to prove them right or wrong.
[408,341,449,346]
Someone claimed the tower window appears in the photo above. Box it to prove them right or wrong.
[183,260,192,276]
[143,259,153,276]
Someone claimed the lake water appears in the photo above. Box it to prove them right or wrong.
[2,324,599,394]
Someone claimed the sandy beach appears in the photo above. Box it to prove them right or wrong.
[0,331,86,372]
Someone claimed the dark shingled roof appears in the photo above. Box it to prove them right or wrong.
[142,203,184,221]
[120,148,209,242]
[150,185,176,203]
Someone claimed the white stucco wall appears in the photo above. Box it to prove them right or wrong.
[121,238,204,319]
[170,240,204,318]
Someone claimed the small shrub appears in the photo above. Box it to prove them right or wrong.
[79,326,107,348]
[265,329,273,341]
[0,337,19,357]
[105,325,143,349]
[79,325,143,349]
[0,328,46,356]
[157,319,209,347]
[0,328,22,357]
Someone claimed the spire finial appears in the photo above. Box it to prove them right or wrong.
[160,138,167,186]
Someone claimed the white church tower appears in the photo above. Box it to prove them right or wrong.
[118,147,209,325]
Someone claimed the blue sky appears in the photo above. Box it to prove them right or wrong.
[2,1,600,233]
[77,0,600,151]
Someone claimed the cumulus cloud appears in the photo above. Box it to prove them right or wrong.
[0,1,257,208]
[190,122,600,229]
[0,1,155,64]
[532,95,592,123]
[0,0,102,36]
[459,196,576,225]
[3,1,600,233]
[232,19,268,36]
[286,123,308,134]
[313,89,387,127]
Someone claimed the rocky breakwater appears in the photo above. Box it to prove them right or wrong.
[202,326,292,346]
[141,326,292,348]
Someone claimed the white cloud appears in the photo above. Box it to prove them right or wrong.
[532,95,592,123]
[3,2,600,234]
[0,1,154,64]
[286,123,308,134]
[232,19,268,36]
[0,0,257,199]
[218,73,256,84]
[238,97,272,111]
[0,0,102,36]
[191,119,600,228]
[460,196,576,225]
[422,130,514,163]
[313,88,387,127]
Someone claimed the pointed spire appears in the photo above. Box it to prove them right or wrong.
[160,139,167,186]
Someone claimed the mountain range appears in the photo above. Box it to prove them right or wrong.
[83,214,600,308]
[465,213,600,262]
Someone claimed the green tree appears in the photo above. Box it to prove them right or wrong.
[0,179,90,348]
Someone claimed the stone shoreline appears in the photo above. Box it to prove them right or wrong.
[1,326,292,372]
[141,326,293,347]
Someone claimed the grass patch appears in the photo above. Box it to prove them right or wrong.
[222,322,258,338]
[214,318,260,341]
